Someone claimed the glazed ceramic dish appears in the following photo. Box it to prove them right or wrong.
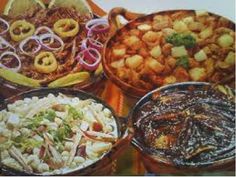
[130,82,235,175]
[103,8,235,97]
[0,88,131,175]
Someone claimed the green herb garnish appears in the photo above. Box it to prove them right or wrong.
[43,109,56,121]
[13,136,42,151]
[26,109,56,129]
[176,56,189,69]
[67,105,83,120]
[166,33,196,48]
[52,122,72,142]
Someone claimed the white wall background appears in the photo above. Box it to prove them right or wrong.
[93,0,235,21]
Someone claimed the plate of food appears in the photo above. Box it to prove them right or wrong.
[130,82,235,175]
[0,0,110,97]
[103,8,235,97]
[0,88,131,175]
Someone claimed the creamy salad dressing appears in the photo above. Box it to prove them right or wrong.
[0,93,118,175]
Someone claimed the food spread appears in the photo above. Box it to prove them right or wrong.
[0,0,235,175]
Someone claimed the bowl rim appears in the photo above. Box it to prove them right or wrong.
[102,9,235,98]
[129,81,235,168]
[0,88,130,175]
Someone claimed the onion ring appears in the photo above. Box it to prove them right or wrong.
[19,36,41,56]
[87,22,110,37]
[0,17,9,35]
[35,26,54,36]
[35,26,55,43]
[81,38,103,51]
[39,33,64,51]
[0,36,15,52]
[76,48,101,71]
[85,18,108,31]
[0,51,21,72]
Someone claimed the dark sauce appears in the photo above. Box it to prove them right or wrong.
[133,87,235,166]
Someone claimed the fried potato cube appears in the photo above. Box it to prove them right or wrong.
[164,75,177,85]
[123,35,140,47]
[125,55,144,69]
[137,24,152,31]
[112,48,126,58]
[194,49,207,61]
[150,45,162,58]
[189,67,207,81]
[188,21,204,31]
[162,28,176,37]
[195,10,209,17]
[183,16,194,25]
[199,27,213,39]
[224,51,235,65]
[171,46,188,57]
[117,68,129,80]
[147,58,165,74]
[217,34,234,48]
[142,31,162,43]
[111,59,125,69]
[152,15,172,31]
[173,20,188,32]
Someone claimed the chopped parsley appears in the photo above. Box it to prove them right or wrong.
[166,33,196,48]
[176,56,189,69]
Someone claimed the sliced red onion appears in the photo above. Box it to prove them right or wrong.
[35,26,54,35]
[88,38,103,51]
[0,51,21,72]
[87,23,109,37]
[0,17,9,35]
[35,26,55,44]
[76,48,101,71]
[19,36,41,56]
[90,22,110,34]
[86,18,109,37]
[0,36,16,52]
[39,33,64,51]
[81,39,88,51]
[85,18,108,31]
[81,38,103,52]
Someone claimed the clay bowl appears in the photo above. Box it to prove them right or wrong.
[129,82,235,175]
[0,88,132,175]
[102,8,235,98]
[0,0,105,99]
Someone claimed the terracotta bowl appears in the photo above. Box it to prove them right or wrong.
[102,8,235,98]
[0,88,132,175]
[0,0,105,99]
[129,82,235,175]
